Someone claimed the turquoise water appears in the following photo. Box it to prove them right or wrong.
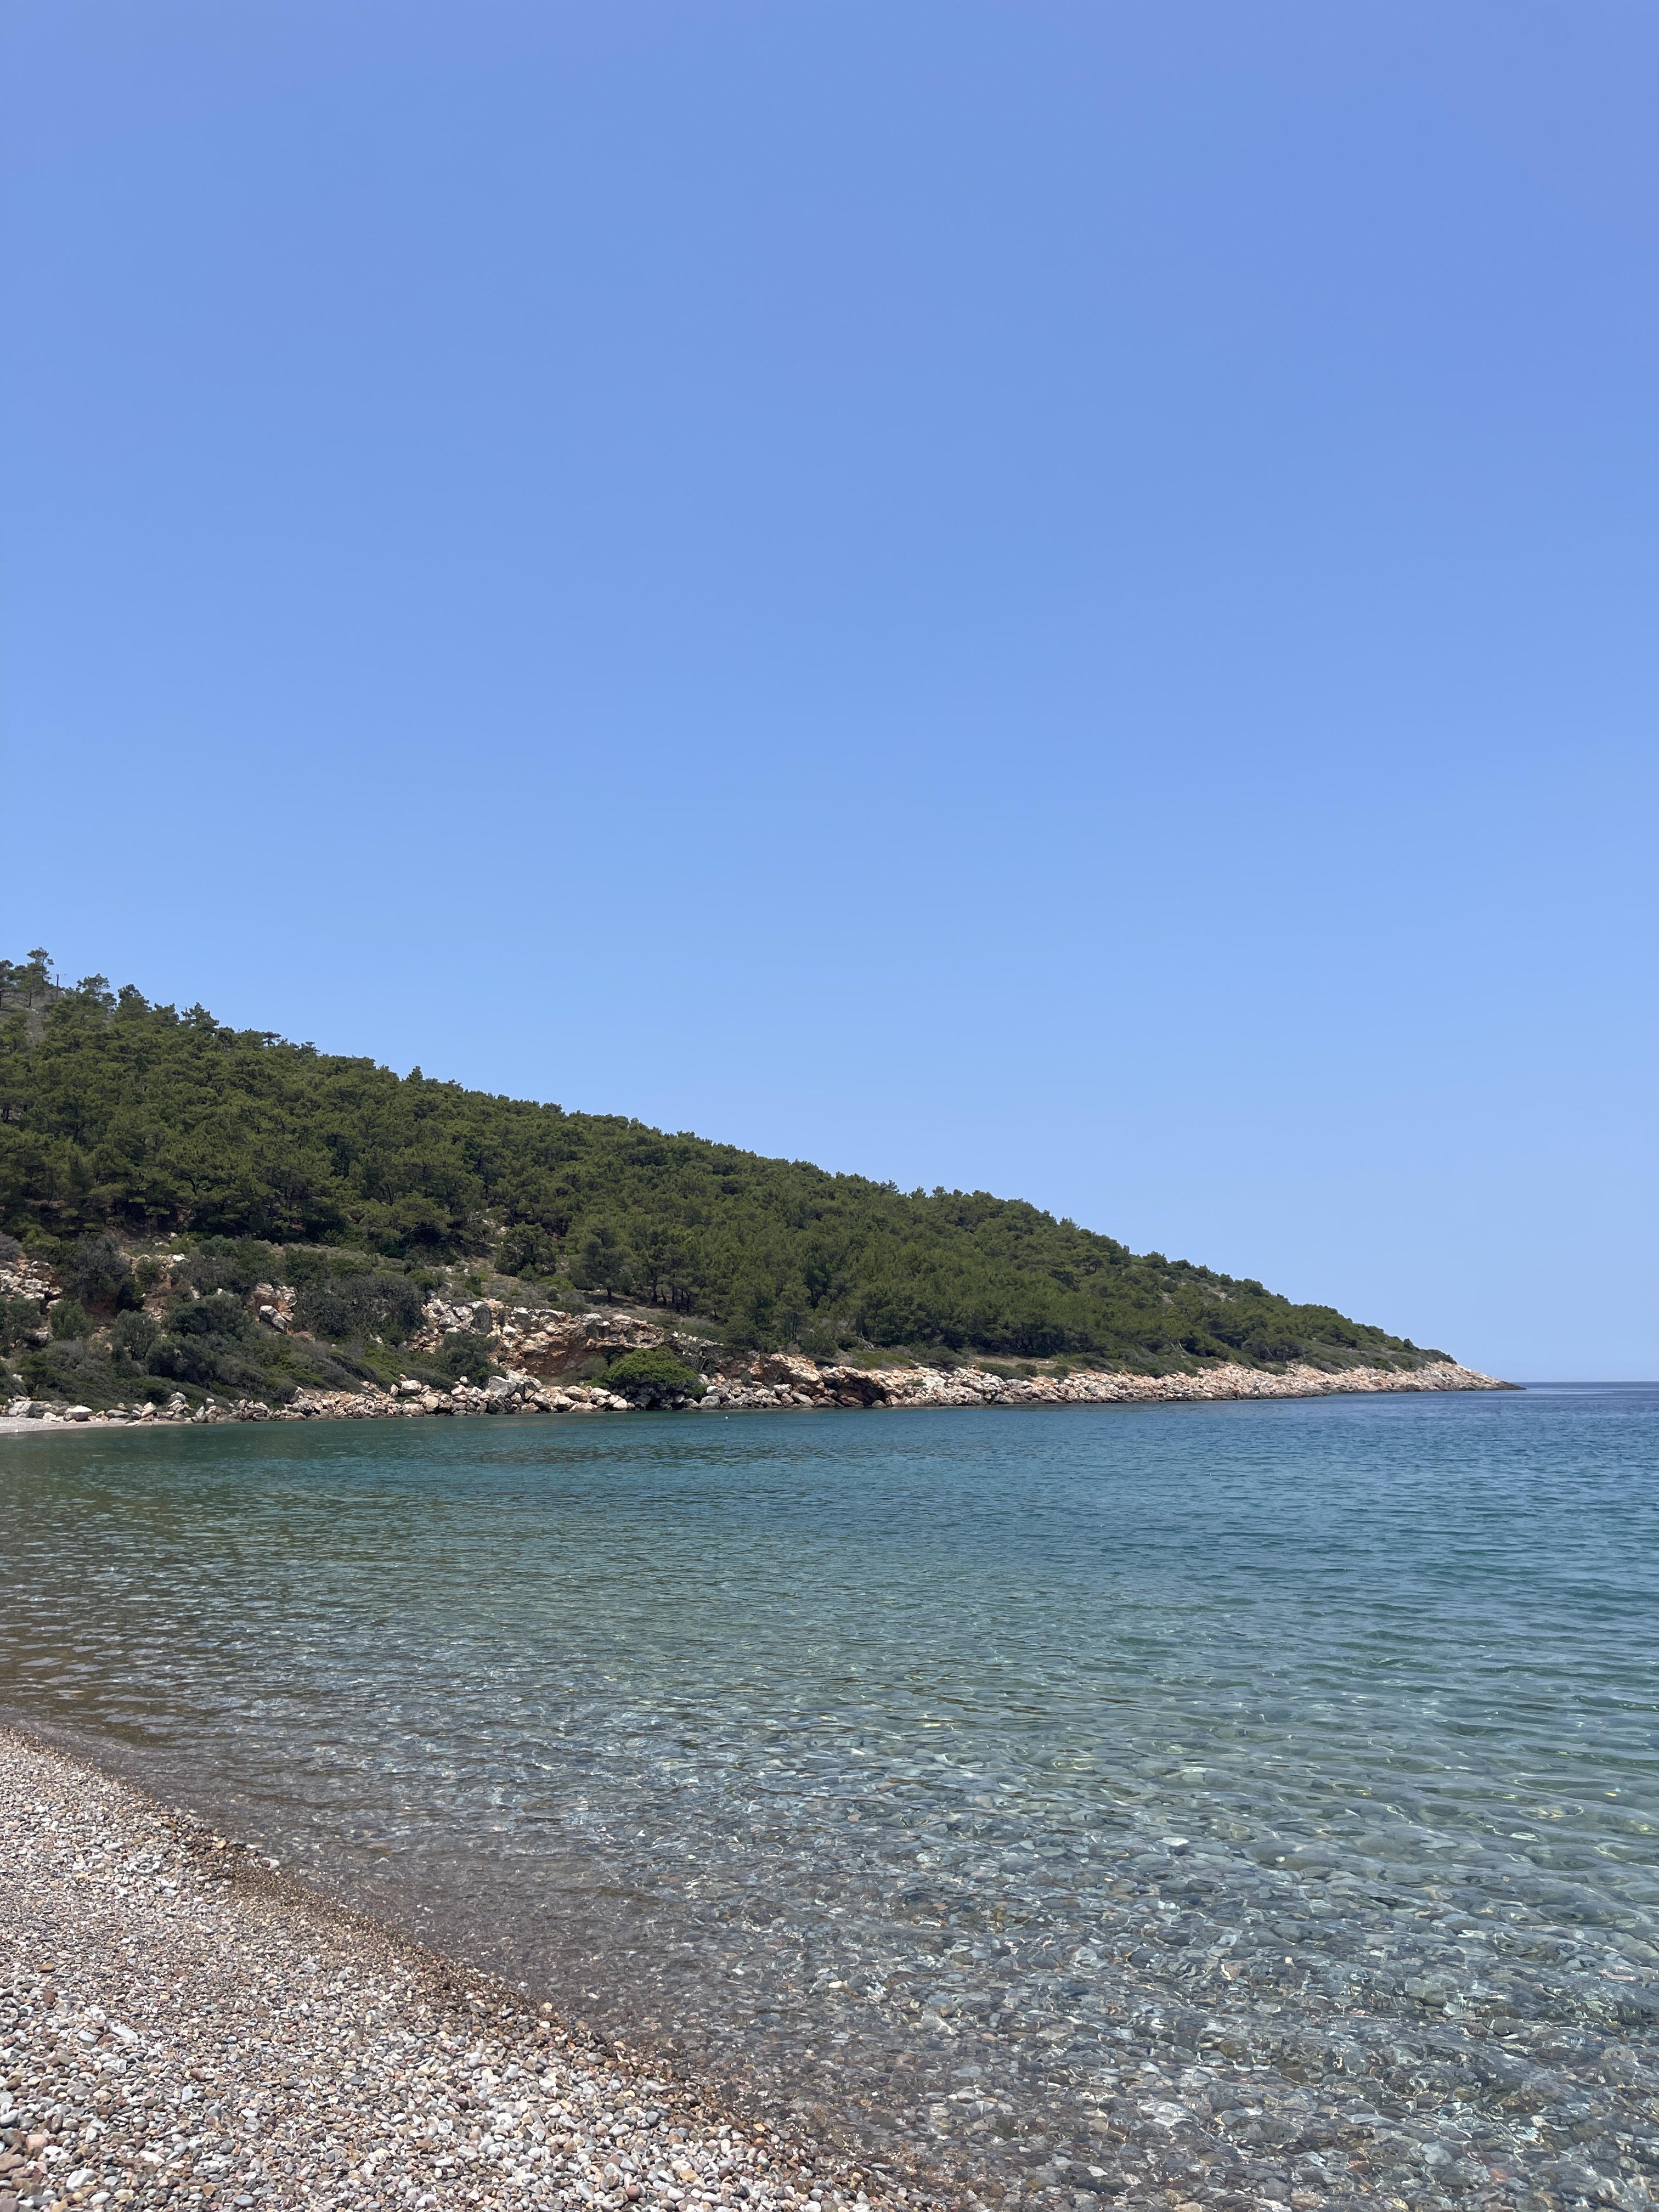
[4,1384,1657,2207]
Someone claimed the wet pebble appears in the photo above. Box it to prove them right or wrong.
[0,1734,930,2212]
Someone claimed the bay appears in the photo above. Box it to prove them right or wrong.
[4,1382,1657,2205]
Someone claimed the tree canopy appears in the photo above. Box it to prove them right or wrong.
[0,959,1445,1372]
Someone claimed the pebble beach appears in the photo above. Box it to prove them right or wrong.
[0,1733,930,2212]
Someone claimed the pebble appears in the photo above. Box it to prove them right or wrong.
[0,1734,935,2212]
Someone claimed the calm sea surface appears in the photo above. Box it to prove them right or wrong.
[4,1385,1658,2207]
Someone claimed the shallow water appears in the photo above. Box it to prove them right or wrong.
[4,1385,1658,2208]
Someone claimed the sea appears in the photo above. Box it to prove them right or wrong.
[4,1383,1657,2209]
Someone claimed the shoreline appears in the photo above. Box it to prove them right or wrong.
[3,1349,1513,1434]
[0,1725,939,2212]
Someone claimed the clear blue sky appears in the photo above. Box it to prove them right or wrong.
[4,2,1654,1379]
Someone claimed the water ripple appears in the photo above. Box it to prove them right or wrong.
[4,1383,1658,2202]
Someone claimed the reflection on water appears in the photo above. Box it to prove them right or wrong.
[4,1385,1658,2205]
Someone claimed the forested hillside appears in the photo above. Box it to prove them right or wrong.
[0,954,1444,1372]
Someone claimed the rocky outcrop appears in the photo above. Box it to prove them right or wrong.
[3,1299,1511,1430]
[1,1264,1512,1430]
[0,1250,57,1347]
[417,1300,1513,1408]
[433,1302,669,1378]
[0,1252,56,1306]
[695,1351,1508,1410]
[248,1280,296,1332]
[4,1373,638,1426]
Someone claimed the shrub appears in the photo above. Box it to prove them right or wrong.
[1177,1329,1228,1360]
[183,1239,278,1297]
[499,1224,557,1277]
[168,1290,255,1342]
[0,1295,44,1353]
[146,1289,265,1387]
[148,1333,264,1391]
[293,1268,424,1344]
[1242,1335,1304,1364]
[17,1348,61,1396]
[436,1331,493,1385]
[20,1336,114,1402]
[110,1310,161,1365]
[49,1297,92,1341]
[66,1233,141,1314]
[603,1347,707,1407]
[147,1337,218,1386]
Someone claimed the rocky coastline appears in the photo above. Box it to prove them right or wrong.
[2,1285,1510,1431]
